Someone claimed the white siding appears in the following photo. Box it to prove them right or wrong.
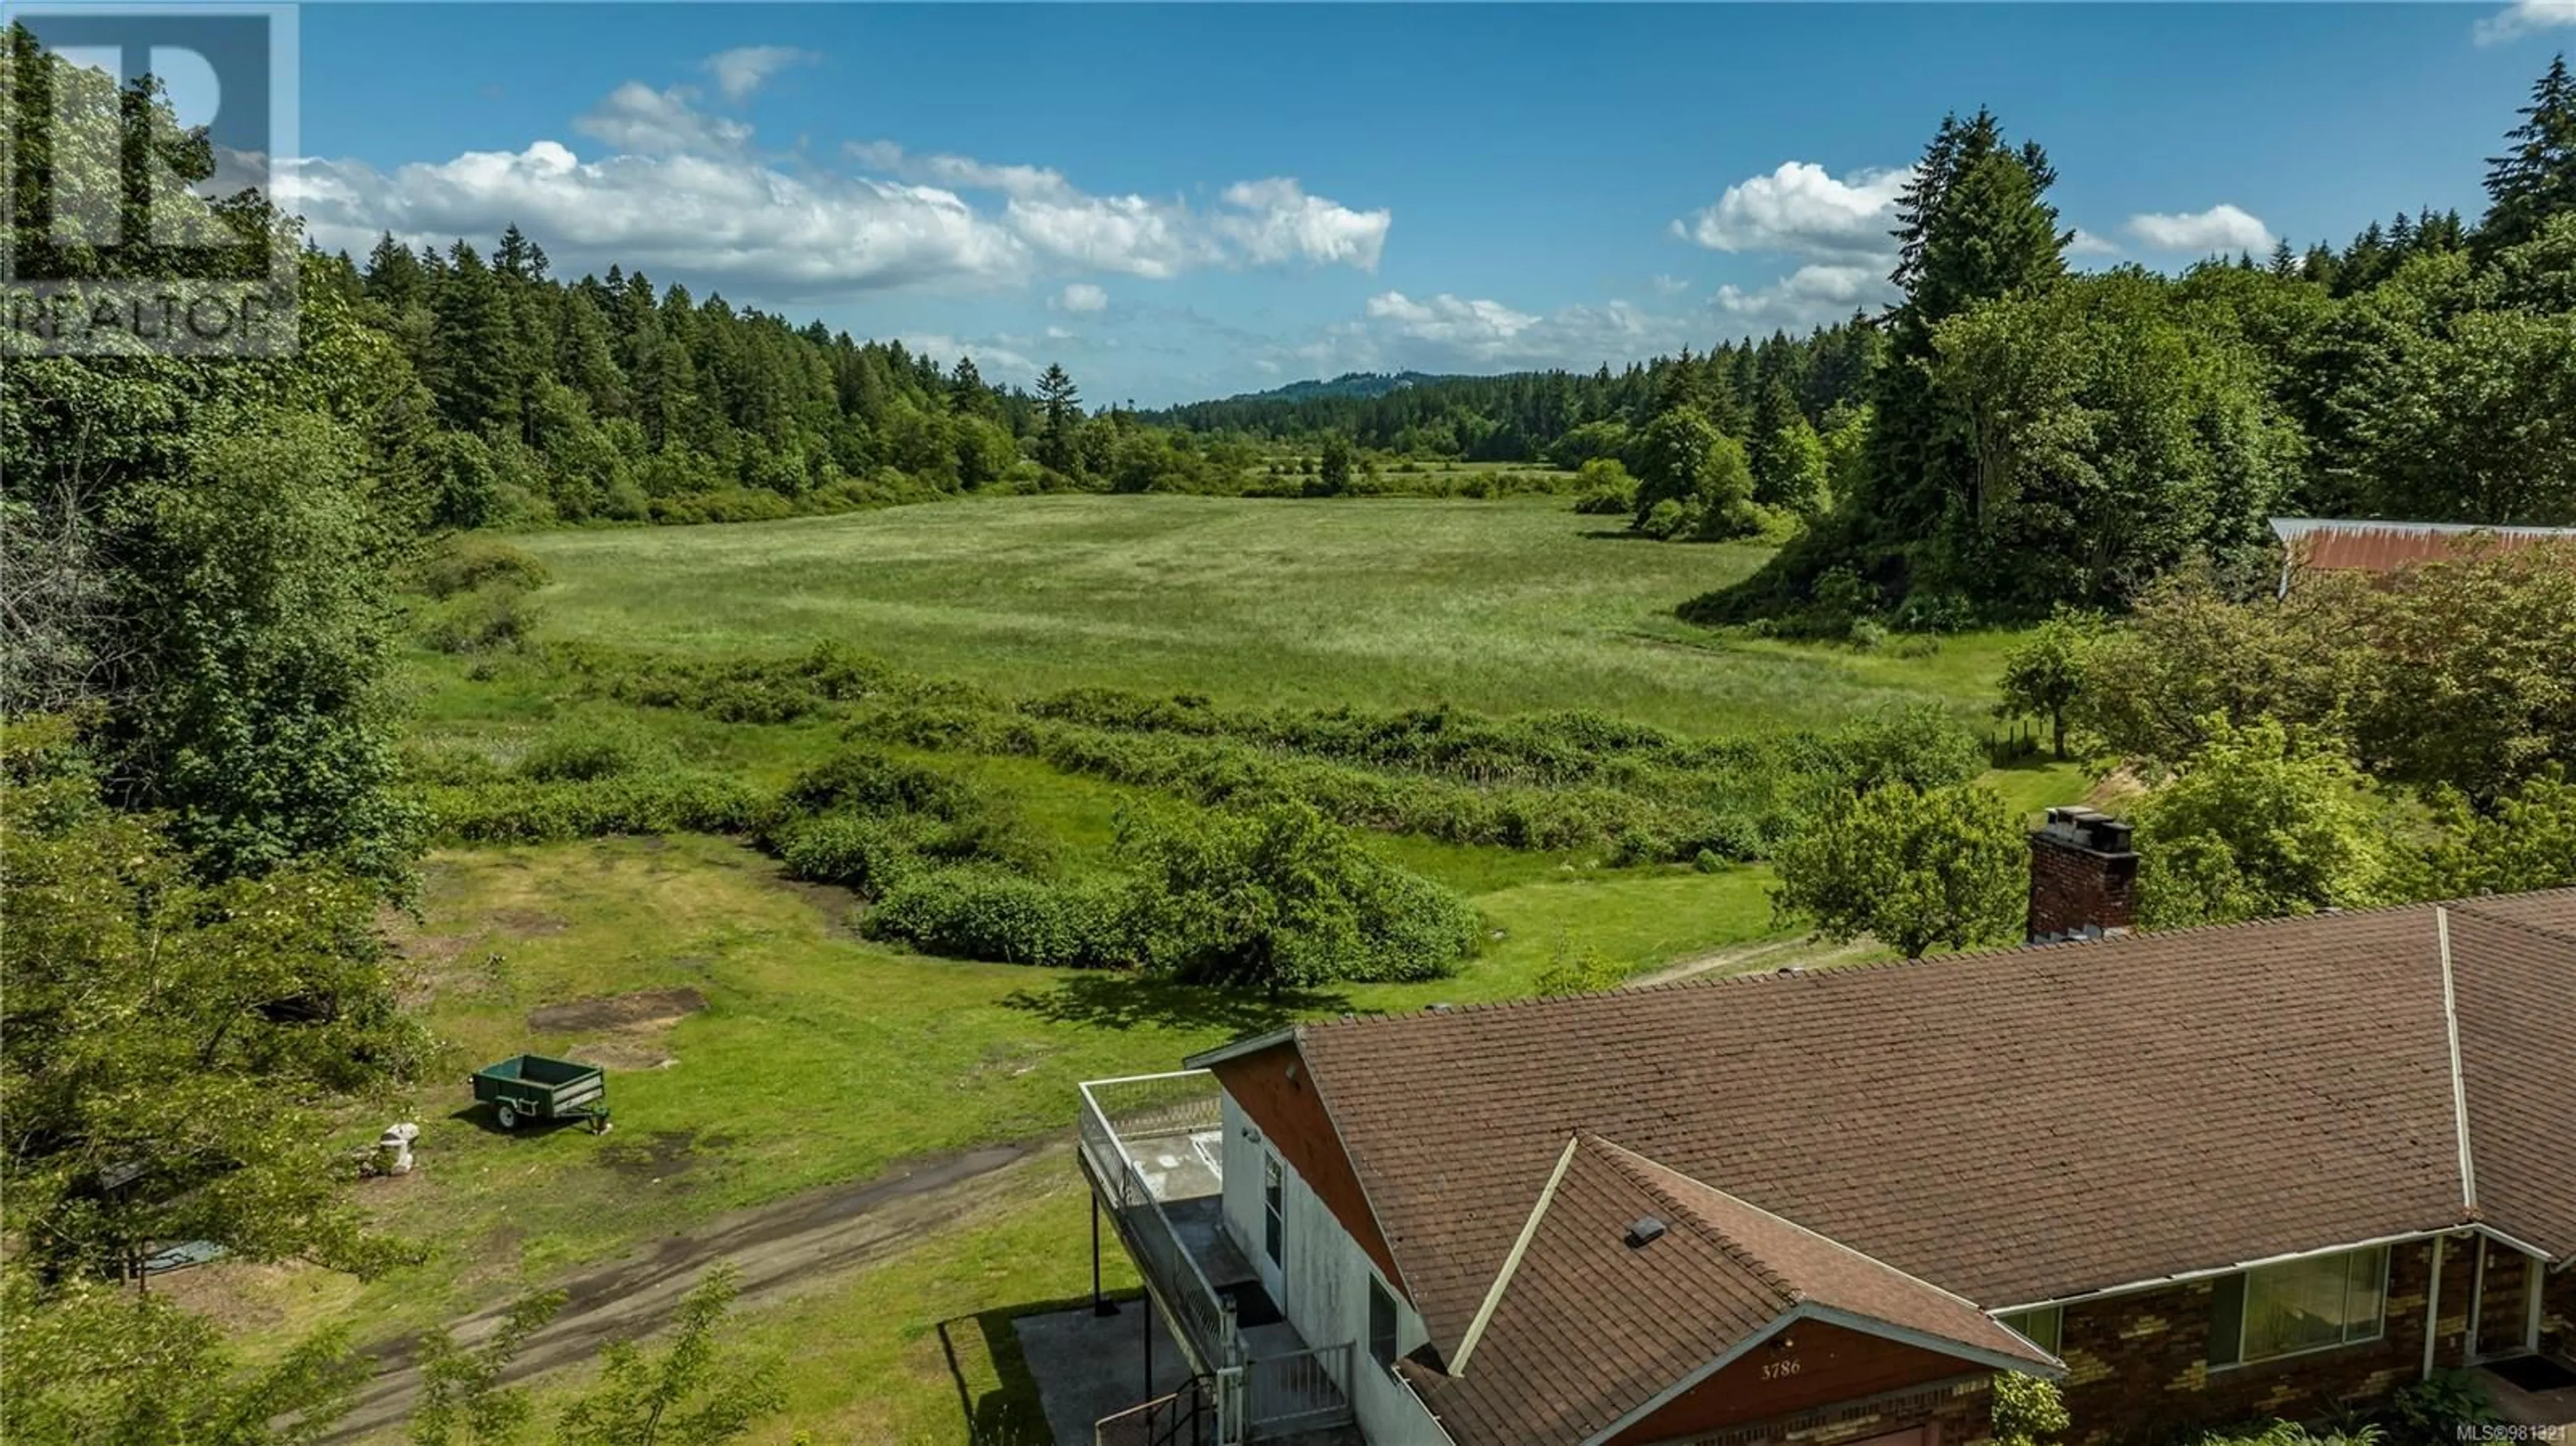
[1218,1090,1453,1446]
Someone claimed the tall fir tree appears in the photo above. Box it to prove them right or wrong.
[1035,364,1083,476]
[2483,54,2576,253]
[1861,109,2070,578]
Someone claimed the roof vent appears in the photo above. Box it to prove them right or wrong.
[1625,1216,1668,1249]
[1427,1002,1454,1014]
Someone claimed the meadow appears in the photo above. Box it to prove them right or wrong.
[217,493,2076,1442]
[506,494,2021,734]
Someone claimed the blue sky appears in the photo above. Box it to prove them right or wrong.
[283,2,2575,406]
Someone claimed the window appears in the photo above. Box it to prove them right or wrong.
[1262,1154,1283,1266]
[2208,1246,2388,1367]
[2000,1306,2063,1354]
[1368,1278,1399,1369]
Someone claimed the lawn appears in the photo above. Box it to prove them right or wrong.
[508,495,2022,734]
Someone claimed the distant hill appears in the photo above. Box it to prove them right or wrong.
[1209,370,1474,405]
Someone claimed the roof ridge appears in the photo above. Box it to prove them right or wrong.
[1450,1135,1582,1375]
[1301,892,2520,1037]
[2435,908,2477,1217]
[1587,1137,1803,1308]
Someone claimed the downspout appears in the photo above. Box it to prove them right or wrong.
[2422,1233,2447,1380]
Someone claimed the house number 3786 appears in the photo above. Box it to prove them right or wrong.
[1762,1359,1803,1381]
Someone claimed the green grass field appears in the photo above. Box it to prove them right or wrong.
[510,495,2021,733]
[210,494,2086,1443]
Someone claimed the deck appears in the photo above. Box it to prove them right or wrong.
[1079,1071,1357,1441]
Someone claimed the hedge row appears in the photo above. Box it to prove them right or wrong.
[423,771,771,845]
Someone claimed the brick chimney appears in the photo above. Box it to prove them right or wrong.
[2027,806,2139,943]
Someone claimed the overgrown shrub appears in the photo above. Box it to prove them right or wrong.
[582,641,946,723]
[517,715,674,782]
[1570,459,1638,517]
[2386,1370,2499,1440]
[420,580,541,654]
[413,537,549,600]
[1117,801,1481,990]
[767,746,1053,885]
[863,868,1130,968]
[424,771,770,844]
[775,813,939,894]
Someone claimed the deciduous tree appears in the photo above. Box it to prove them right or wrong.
[1770,782,2026,959]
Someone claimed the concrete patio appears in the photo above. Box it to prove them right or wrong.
[1014,1299,1191,1446]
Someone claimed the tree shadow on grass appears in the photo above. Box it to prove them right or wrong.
[1000,973,1349,1036]
[937,1288,1142,1446]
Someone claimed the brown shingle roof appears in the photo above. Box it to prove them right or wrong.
[2447,905,2576,1259]
[1399,1135,2058,1446]
[1284,892,2576,1373]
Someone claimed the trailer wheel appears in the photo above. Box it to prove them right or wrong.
[495,1103,519,1131]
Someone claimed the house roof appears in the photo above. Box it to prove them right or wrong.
[2269,516,2576,573]
[2447,903,2576,1255]
[1399,1135,2059,1446]
[1267,891,2574,1408]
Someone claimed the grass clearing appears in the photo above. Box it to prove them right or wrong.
[511,495,2021,734]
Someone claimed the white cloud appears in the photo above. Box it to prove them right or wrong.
[1709,264,1894,333]
[2065,228,2123,258]
[1650,274,1692,298]
[289,83,1393,303]
[2125,203,2275,254]
[1362,291,1542,354]
[1213,178,1391,272]
[1055,282,1109,313]
[702,46,818,103]
[849,141,1074,201]
[1295,290,1699,374]
[2475,0,2576,44]
[1002,190,1216,279]
[572,81,751,156]
[851,142,1389,275]
[284,140,1028,296]
[898,333,1036,376]
[1676,162,1911,260]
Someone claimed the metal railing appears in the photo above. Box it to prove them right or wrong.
[1079,1072,1236,1373]
[1244,1343,1356,1435]
[1095,1377,1212,1446]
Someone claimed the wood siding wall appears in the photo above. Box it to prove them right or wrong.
[1209,1041,1407,1292]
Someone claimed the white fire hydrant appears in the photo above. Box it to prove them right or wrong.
[378,1123,420,1176]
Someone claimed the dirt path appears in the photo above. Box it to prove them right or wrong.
[1628,934,1879,989]
[322,1137,1057,1443]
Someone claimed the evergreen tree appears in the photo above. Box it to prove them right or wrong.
[1862,109,2070,580]
[492,221,549,283]
[2483,54,2576,252]
[362,232,425,311]
[427,244,522,437]
[948,356,992,417]
[1036,364,1083,476]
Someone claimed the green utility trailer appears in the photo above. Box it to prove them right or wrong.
[470,1054,611,1133]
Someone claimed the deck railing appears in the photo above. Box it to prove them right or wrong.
[1079,1072,1236,1372]
[1244,1342,1356,1435]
